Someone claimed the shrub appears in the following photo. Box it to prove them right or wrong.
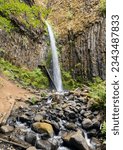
[62,70,81,90]
[88,77,106,109]
[0,58,49,89]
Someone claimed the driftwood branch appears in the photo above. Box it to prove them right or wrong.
[0,137,28,149]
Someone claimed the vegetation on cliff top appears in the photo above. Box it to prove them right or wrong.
[0,0,49,32]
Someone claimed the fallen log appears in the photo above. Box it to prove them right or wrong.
[0,137,28,149]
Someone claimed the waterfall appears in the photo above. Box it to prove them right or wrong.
[45,21,63,92]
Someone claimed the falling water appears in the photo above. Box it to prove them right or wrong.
[45,21,63,92]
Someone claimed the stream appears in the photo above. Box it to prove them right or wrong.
[0,90,105,150]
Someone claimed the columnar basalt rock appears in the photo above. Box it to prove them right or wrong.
[0,30,48,69]
[61,17,106,80]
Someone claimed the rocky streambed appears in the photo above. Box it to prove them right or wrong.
[0,89,105,150]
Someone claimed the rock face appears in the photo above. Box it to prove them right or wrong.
[61,18,106,80]
[32,122,54,137]
[63,130,89,150]
[0,30,48,69]
[0,0,106,80]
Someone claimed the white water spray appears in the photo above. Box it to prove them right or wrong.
[45,21,63,92]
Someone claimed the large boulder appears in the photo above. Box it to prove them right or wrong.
[82,118,93,130]
[25,132,36,145]
[32,122,54,138]
[62,130,89,150]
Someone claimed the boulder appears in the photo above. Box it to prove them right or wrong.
[64,122,77,131]
[87,129,97,138]
[26,147,37,150]
[48,138,59,150]
[19,114,31,123]
[82,118,93,130]
[62,130,89,150]
[92,118,100,129]
[91,137,101,148]
[83,111,92,117]
[32,122,54,137]
[35,140,52,150]
[25,132,36,145]
[0,125,14,133]
[34,114,43,122]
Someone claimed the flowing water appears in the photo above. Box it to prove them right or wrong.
[45,21,63,92]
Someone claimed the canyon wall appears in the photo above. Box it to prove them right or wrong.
[0,0,106,80]
[60,17,106,80]
[0,30,48,69]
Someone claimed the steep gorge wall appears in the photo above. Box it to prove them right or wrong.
[60,17,106,80]
[0,0,106,81]
[45,0,106,80]
[0,30,48,69]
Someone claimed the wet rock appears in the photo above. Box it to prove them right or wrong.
[92,118,100,129]
[87,129,97,137]
[19,114,31,123]
[87,100,94,109]
[48,138,59,150]
[35,140,52,150]
[26,146,37,150]
[93,111,99,115]
[0,125,14,133]
[80,110,86,115]
[43,120,60,135]
[34,114,43,122]
[68,94,74,100]
[83,111,92,117]
[82,118,93,130]
[32,122,54,137]
[57,111,64,118]
[25,132,36,145]
[62,130,89,150]
[64,109,76,120]
[50,121,60,135]
[91,137,101,148]
[64,122,77,131]
[81,105,87,110]
[57,146,71,150]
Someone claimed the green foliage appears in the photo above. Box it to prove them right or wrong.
[29,97,37,105]
[0,58,49,89]
[62,70,81,90]
[41,92,47,97]
[0,0,49,30]
[0,16,14,32]
[101,121,106,138]
[100,0,106,15]
[88,77,106,109]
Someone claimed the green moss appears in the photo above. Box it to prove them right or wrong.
[0,58,49,89]
[0,0,49,30]
[100,0,106,15]
[88,77,106,109]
